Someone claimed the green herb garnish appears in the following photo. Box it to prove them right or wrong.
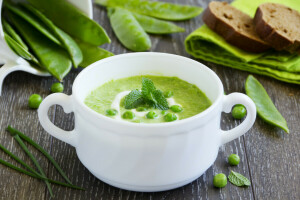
[228,171,251,187]
[124,77,169,110]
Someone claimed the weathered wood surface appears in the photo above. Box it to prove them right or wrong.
[0,0,299,199]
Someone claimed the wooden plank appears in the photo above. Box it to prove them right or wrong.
[0,72,56,200]
[46,0,254,199]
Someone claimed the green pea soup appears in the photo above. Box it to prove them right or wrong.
[84,75,212,123]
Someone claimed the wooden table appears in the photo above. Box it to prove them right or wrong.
[0,0,299,199]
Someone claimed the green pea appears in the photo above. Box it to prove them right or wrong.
[97,0,203,21]
[164,113,177,122]
[228,154,240,166]
[108,8,151,52]
[161,110,167,115]
[213,173,227,188]
[76,39,114,68]
[136,107,147,112]
[9,12,72,81]
[23,4,83,68]
[51,83,64,93]
[106,109,118,116]
[132,13,184,34]
[232,104,247,119]
[28,0,110,46]
[122,111,135,120]
[245,75,289,133]
[28,94,42,109]
[170,105,183,113]
[164,91,173,98]
[146,111,158,119]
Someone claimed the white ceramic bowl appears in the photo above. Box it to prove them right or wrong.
[38,53,256,192]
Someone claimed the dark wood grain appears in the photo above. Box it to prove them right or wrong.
[0,0,299,200]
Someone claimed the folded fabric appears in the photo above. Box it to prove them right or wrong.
[185,0,300,84]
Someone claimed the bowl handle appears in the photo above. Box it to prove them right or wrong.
[38,93,78,147]
[220,93,256,145]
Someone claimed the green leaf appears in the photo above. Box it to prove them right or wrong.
[141,77,156,99]
[152,90,169,110]
[228,171,251,187]
[245,75,289,133]
[124,89,143,109]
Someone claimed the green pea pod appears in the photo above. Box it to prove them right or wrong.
[2,19,28,50]
[76,40,114,68]
[96,0,203,21]
[27,0,110,46]
[22,4,83,68]
[4,32,39,65]
[9,12,72,81]
[132,13,185,34]
[245,75,289,133]
[108,8,151,52]
[4,3,61,46]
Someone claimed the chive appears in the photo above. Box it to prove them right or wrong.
[0,158,84,190]
[8,131,54,197]
[7,126,72,184]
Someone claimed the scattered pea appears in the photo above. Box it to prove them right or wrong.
[170,105,183,113]
[164,91,173,98]
[136,107,147,112]
[106,109,118,116]
[164,113,177,122]
[161,110,167,115]
[213,173,227,188]
[232,104,247,119]
[51,82,64,93]
[28,94,42,109]
[122,111,135,119]
[146,111,158,119]
[228,154,240,166]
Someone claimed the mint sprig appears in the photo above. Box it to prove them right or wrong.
[124,77,169,110]
[228,171,251,187]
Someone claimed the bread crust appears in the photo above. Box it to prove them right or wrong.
[202,2,270,53]
[254,6,292,50]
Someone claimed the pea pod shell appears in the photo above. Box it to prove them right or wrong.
[28,0,110,46]
[76,40,113,68]
[22,4,83,68]
[245,75,289,133]
[9,12,72,81]
[2,19,28,50]
[109,8,151,51]
[5,3,61,46]
[132,13,185,34]
[4,32,39,65]
[96,0,203,21]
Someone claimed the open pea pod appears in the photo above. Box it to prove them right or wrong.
[2,19,28,51]
[27,0,110,46]
[96,0,203,21]
[132,13,185,34]
[108,8,151,52]
[4,3,61,46]
[22,4,83,68]
[9,12,72,81]
[4,33,39,65]
[245,75,289,133]
[76,40,113,68]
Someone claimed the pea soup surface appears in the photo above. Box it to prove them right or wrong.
[84,76,212,123]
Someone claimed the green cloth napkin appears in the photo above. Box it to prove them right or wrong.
[185,0,300,84]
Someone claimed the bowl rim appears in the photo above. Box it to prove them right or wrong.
[72,52,224,128]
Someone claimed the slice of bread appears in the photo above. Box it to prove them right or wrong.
[254,3,300,53]
[202,1,270,53]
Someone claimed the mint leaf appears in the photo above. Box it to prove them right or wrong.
[152,90,169,110]
[124,89,143,109]
[228,171,251,187]
[141,77,156,99]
